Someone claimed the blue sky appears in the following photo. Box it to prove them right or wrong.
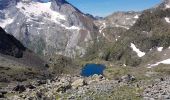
[43,0,162,17]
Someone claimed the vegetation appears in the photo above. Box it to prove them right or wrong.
[154,64,170,75]
[111,85,143,100]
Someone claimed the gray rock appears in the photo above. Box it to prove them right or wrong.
[71,78,85,89]
[121,74,136,83]
[0,0,97,58]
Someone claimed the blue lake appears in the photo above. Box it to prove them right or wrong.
[81,64,105,77]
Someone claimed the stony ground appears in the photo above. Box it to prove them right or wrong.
[0,73,170,100]
[143,77,170,100]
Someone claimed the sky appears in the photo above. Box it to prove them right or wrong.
[43,0,162,17]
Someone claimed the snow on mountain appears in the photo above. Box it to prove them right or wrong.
[0,0,97,58]
[102,11,141,29]
[149,59,170,67]
[115,24,129,30]
[165,17,170,23]
[0,17,14,28]
[16,1,66,22]
[130,43,145,57]
[157,47,163,52]
[134,15,139,19]
[94,11,140,42]
[164,0,170,8]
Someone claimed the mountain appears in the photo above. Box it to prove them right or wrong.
[93,11,140,43]
[0,0,98,58]
[88,0,170,67]
[84,11,141,60]
[1,0,170,99]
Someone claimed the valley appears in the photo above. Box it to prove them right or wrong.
[0,0,170,100]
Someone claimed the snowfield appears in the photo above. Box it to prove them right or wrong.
[16,1,66,22]
[150,59,170,67]
[130,43,145,57]
[165,17,170,23]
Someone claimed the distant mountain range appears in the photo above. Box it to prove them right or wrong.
[87,0,170,67]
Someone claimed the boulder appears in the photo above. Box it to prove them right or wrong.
[71,79,85,89]
[0,93,4,98]
[12,85,26,93]
[56,78,71,93]
[121,74,135,83]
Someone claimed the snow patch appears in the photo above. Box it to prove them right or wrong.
[130,43,145,57]
[134,15,139,19]
[16,1,66,23]
[157,47,163,52]
[123,64,126,67]
[165,4,170,8]
[126,18,131,20]
[115,24,129,30]
[60,24,80,30]
[99,22,106,33]
[0,17,14,28]
[165,17,170,23]
[102,33,105,37]
[150,59,170,67]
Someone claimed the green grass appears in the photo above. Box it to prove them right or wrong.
[153,64,170,75]
[111,85,143,100]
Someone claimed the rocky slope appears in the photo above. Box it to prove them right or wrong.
[94,11,140,42]
[0,0,98,58]
[0,26,82,92]
[0,27,46,68]
[0,74,142,99]
[87,0,170,68]
[0,27,51,83]
[1,73,169,100]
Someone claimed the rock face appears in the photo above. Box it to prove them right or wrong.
[0,0,98,58]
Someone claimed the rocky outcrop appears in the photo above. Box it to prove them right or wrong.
[4,75,119,100]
